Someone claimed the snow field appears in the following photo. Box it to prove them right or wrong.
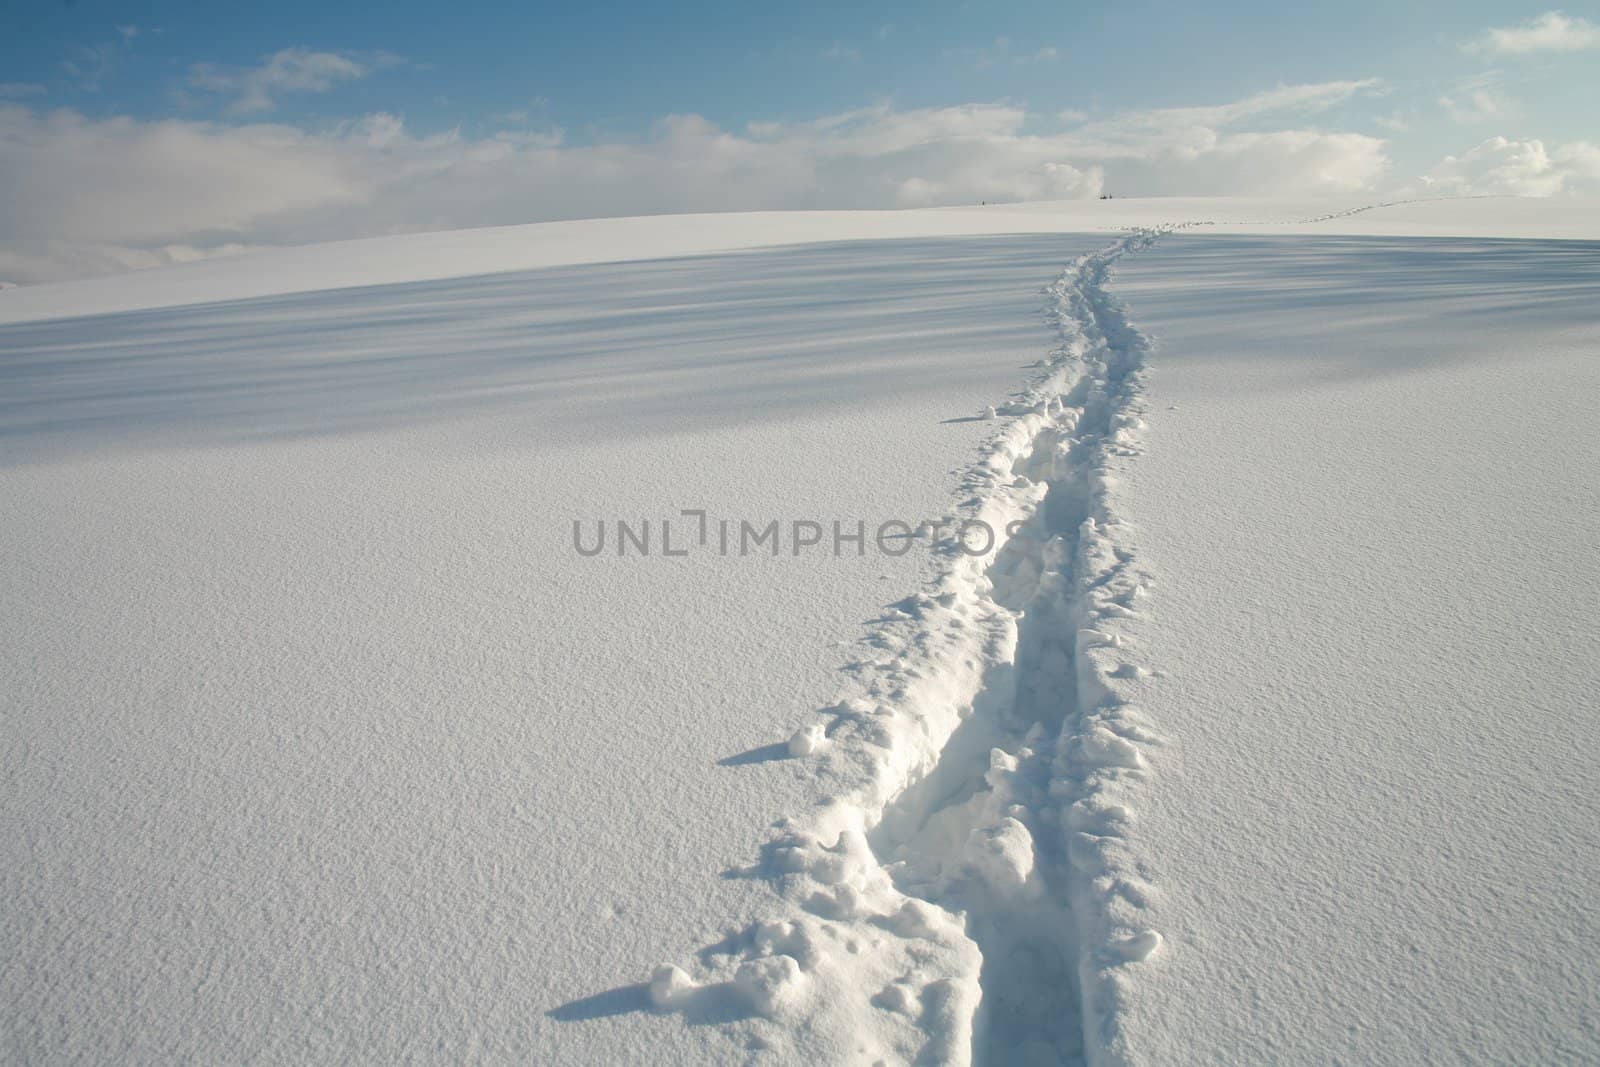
[5,198,1599,1065]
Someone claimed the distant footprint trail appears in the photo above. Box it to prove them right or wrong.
[640,227,1174,1065]
[863,228,1172,1065]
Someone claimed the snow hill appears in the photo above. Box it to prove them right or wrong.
[3,197,1597,1065]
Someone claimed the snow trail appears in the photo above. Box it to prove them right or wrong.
[645,228,1172,1064]
[868,228,1168,1065]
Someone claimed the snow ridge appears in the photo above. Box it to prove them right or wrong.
[646,228,1171,1064]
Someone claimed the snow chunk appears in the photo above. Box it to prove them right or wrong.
[733,954,808,1017]
[1108,929,1163,963]
[1081,725,1147,770]
[964,816,1035,890]
[884,899,952,940]
[871,980,920,1016]
[648,965,696,1009]
[788,723,826,757]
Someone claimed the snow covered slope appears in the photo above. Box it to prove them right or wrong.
[0,232,1113,1064]
[1107,233,1600,1064]
[7,196,1600,327]
[3,199,1598,1065]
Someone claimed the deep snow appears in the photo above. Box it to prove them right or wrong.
[1107,233,1600,1063]
[3,198,1598,1065]
[1,232,1114,1064]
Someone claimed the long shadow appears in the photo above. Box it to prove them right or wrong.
[546,983,651,1022]
[547,980,754,1027]
[716,743,791,767]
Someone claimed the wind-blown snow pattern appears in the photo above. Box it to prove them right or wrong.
[8,197,1598,1065]
[647,228,1172,1065]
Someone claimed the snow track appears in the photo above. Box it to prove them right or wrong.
[647,229,1171,1065]
[868,228,1169,1066]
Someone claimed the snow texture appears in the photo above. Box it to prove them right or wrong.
[1103,232,1600,1064]
[1,229,1114,1064]
[4,197,1599,1065]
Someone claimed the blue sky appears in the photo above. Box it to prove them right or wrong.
[6,1,1595,146]
[2,2,1598,282]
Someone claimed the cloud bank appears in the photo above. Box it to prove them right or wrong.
[0,82,1400,283]
[1420,136,1600,197]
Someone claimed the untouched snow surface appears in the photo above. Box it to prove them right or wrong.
[3,199,1599,1064]
[7,195,1600,327]
[1107,234,1600,1063]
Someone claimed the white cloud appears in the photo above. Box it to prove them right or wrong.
[1467,11,1600,54]
[189,48,398,113]
[0,83,46,98]
[61,42,119,92]
[1102,79,1382,131]
[1037,80,1388,195]
[1438,89,1510,123]
[1418,136,1600,196]
[0,83,1394,283]
[0,107,365,247]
